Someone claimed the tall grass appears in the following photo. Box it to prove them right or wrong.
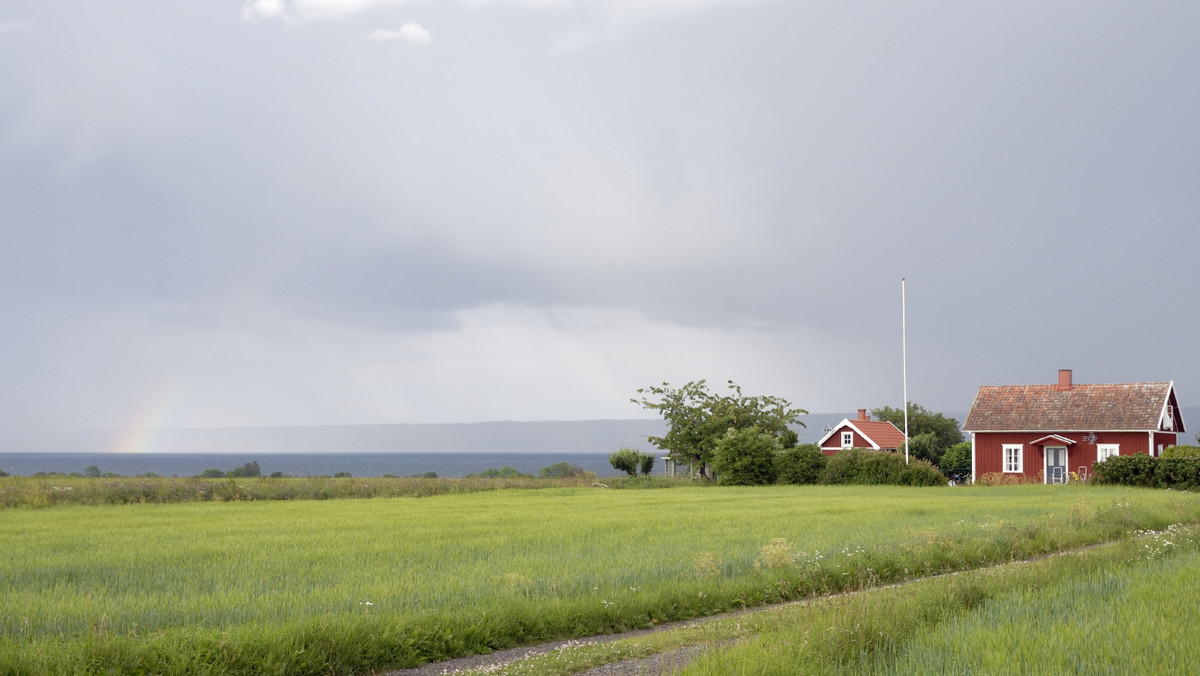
[0,475,618,508]
[1,485,1197,674]
[678,523,1200,675]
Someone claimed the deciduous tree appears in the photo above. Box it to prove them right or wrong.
[873,402,963,464]
[634,380,806,479]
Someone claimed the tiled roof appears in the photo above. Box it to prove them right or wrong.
[818,419,907,449]
[855,420,908,448]
[962,382,1172,432]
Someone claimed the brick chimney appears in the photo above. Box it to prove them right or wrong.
[1057,369,1073,391]
[857,408,870,421]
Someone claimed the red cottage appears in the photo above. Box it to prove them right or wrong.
[962,370,1185,484]
[817,409,907,456]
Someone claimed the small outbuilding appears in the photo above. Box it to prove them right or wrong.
[962,369,1185,484]
[817,409,907,456]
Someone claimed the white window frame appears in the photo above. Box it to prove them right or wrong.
[1002,444,1023,473]
[841,431,854,448]
[1097,444,1120,462]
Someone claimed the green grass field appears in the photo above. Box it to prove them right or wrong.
[1,483,1198,674]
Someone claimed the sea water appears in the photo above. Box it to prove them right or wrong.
[0,452,626,479]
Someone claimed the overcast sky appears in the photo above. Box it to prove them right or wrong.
[2,1,1197,435]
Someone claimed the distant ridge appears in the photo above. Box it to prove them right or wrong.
[5,407,1193,454]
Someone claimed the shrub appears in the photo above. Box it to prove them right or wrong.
[819,448,868,485]
[639,452,656,476]
[609,448,656,477]
[229,462,262,478]
[899,458,950,486]
[199,468,225,478]
[469,466,532,478]
[1092,455,1157,488]
[1155,458,1200,490]
[819,449,946,487]
[775,444,826,485]
[940,441,972,480]
[711,426,780,486]
[1162,445,1200,459]
[538,463,588,479]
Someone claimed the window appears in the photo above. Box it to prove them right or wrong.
[1097,444,1120,462]
[1003,444,1023,473]
[841,431,854,448]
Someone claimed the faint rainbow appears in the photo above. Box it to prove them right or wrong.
[109,388,181,454]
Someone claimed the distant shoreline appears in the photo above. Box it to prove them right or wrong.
[0,451,628,479]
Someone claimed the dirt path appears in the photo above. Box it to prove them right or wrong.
[383,541,1116,676]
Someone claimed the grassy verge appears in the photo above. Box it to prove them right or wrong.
[1,485,1197,674]
[468,523,1200,675]
[0,475,634,507]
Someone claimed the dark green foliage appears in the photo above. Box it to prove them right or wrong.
[711,427,779,485]
[819,449,946,487]
[84,465,101,478]
[1092,455,1158,487]
[639,453,656,476]
[634,380,807,479]
[1093,454,1200,490]
[408,471,438,479]
[538,462,587,478]
[333,472,352,478]
[199,468,225,478]
[1155,458,1200,489]
[269,471,285,478]
[898,459,951,486]
[609,448,656,477]
[873,402,963,463]
[1162,445,1200,459]
[470,466,532,478]
[228,462,261,478]
[778,428,800,449]
[904,432,942,466]
[940,441,972,480]
[819,448,868,485]
[775,444,826,485]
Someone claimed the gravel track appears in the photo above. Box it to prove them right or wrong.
[382,540,1116,676]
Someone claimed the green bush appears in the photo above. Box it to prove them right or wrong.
[609,448,656,477]
[1155,458,1200,490]
[775,444,826,485]
[229,462,262,478]
[1162,445,1200,459]
[1092,455,1158,487]
[538,462,588,479]
[854,451,906,485]
[940,441,972,480]
[711,427,780,486]
[819,449,946,487]
[639,453,657,476]
[469,466,532,478]
[899,458,951,486]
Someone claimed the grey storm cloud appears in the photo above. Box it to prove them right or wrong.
[1,0,1198,437]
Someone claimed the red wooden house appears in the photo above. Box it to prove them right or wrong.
[817,409,907,456]
[962,370,1185,484]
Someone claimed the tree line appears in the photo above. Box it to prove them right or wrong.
[630,380,968,485]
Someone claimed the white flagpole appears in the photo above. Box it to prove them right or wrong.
[902,278,909,464]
